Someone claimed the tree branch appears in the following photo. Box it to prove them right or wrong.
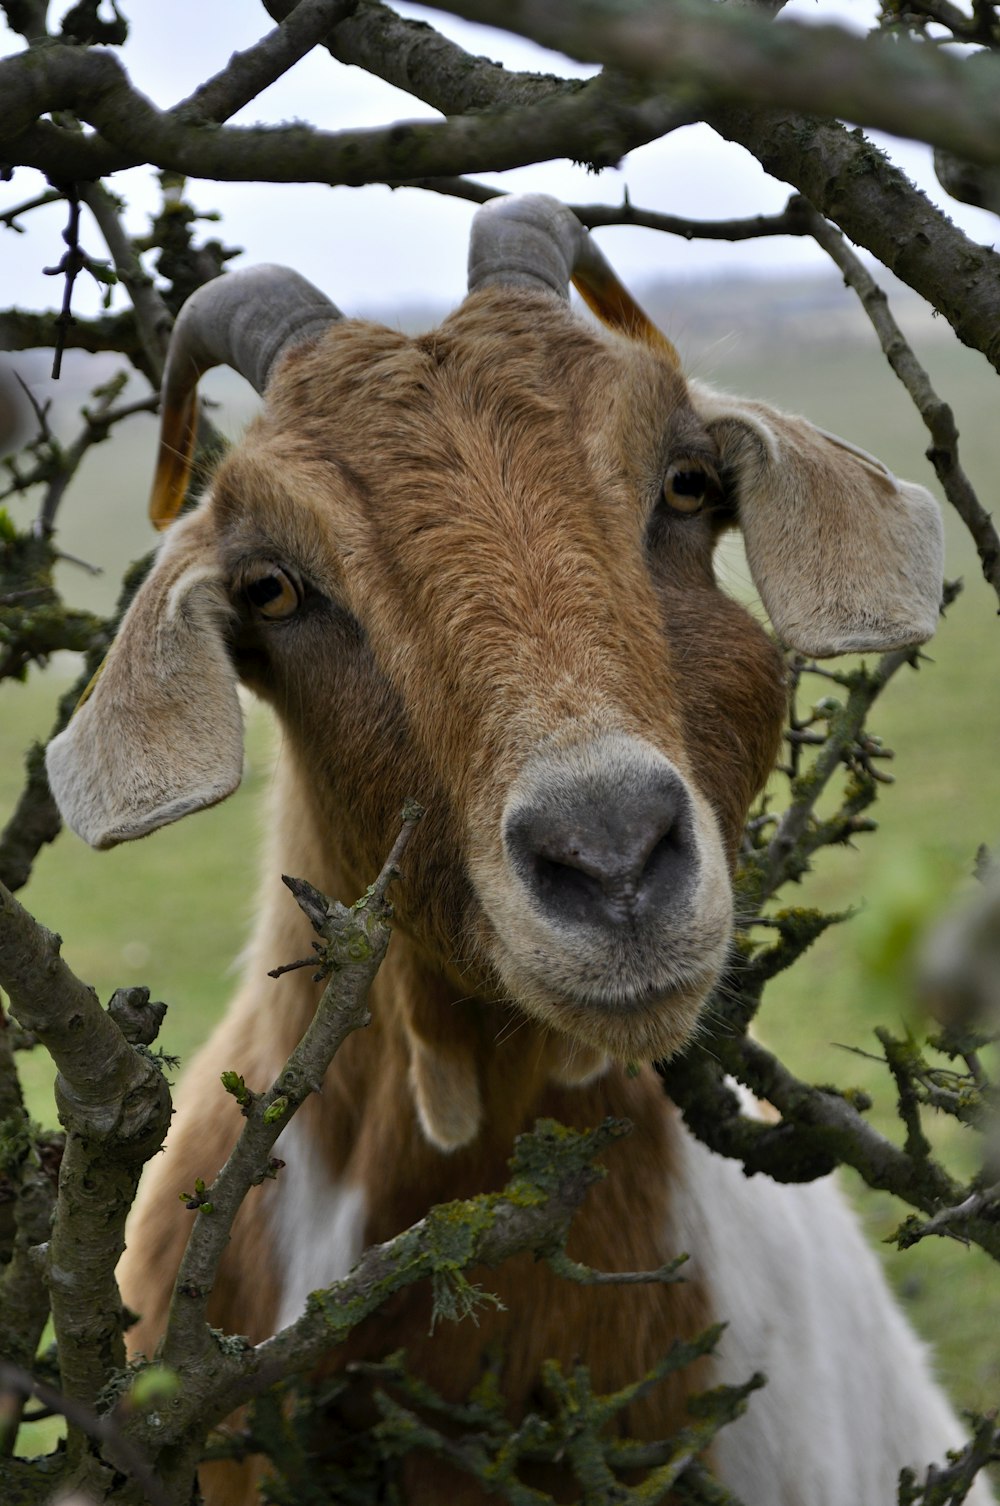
[159,814,421,1376]
[0,43,690,185]
[163,1120,634,1439]
[177,0,361,127]
[0,879,172,1462]
[404,174,813,241]
[263,0,583,113]
[706,106,1000,376]
[427,0,1000,166]
[0,306,141,358]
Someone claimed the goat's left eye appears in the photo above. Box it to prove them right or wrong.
[244,565,301,620]
[662,463,718,515]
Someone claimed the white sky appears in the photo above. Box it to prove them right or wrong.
[1,0,997,322]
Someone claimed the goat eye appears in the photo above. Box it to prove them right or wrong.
[662,463,717,516]
[243,565,301,620]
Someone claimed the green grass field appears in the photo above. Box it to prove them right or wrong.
[2,290,999,1437]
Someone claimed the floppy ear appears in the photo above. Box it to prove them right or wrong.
[689,381,944,657]
[46,511,243,849]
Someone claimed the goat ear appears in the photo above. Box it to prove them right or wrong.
[46,513,243,849]
[689,382,944,657]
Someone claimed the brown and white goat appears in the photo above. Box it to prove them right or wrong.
[47,195,987,1505]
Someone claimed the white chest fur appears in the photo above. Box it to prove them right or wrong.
[270,1117,367,1334]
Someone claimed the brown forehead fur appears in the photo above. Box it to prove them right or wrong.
[210,287,786,880]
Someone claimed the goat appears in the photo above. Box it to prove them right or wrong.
[46,195,987,1505]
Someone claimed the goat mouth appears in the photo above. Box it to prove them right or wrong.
[491,940,726,1063]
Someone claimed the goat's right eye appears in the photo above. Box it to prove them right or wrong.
[243,565,301,621]
[661,461,719,516]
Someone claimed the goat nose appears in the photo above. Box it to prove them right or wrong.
[504,767,698,930]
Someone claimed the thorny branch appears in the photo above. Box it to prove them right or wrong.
[159,804,424,1377]
[41,187,117,381]
[402,173,814,242]
[662,620,1000,1265]
[0,368,158,534]
[329,1337,761,1506]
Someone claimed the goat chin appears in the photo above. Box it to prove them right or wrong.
[484,945,726,1064]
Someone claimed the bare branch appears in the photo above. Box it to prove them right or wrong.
[406,174,813,241]
[79,185,171,382]
[0,304,141,357]
[0,188,62,232]
[178,0,362,126]
[0,1362,171,1506]
[159,805,422,1377]
[0,879,172,1447]
[426,0,1000,166]
[0,46,690,186]
[707,106,1000,376]
[264,0,582,113]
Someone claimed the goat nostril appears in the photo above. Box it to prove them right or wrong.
[531,853,608,918]
[642,827,686,889]
[505,768,699,932]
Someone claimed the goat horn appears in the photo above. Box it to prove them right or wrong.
[150,266,342,529]
[467,193,679,366]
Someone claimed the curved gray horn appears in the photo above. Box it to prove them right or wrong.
[467,193,679,364]
[151,266,341,528]
[166,264,342,398]
[468,193,587,300]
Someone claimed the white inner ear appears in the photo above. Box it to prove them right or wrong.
[45,516,245,850]
[688,380,944,658]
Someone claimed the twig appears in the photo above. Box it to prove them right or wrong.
[402,175,812,242]
[159,802,423,1375]
[756,642,931,902]
[0,188,62,232]
[0,1362,171,1506]
[0,372,156,533]
[175,0,361,126]
[36,390,158,535]
[902,1179,1000,1244]
[79,183,172,381]
[42,187,83,380]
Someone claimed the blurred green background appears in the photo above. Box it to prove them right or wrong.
[2,270,999,1429]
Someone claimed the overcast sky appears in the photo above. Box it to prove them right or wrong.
[1,1,997,323]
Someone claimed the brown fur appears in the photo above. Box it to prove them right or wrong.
[114,288,790,1502]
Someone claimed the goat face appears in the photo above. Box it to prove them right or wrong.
[212,290,785,1063]
[46,196,944,1075]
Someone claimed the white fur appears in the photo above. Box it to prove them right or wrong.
[271,1117,367,1333]
[670,1122,993,1504]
